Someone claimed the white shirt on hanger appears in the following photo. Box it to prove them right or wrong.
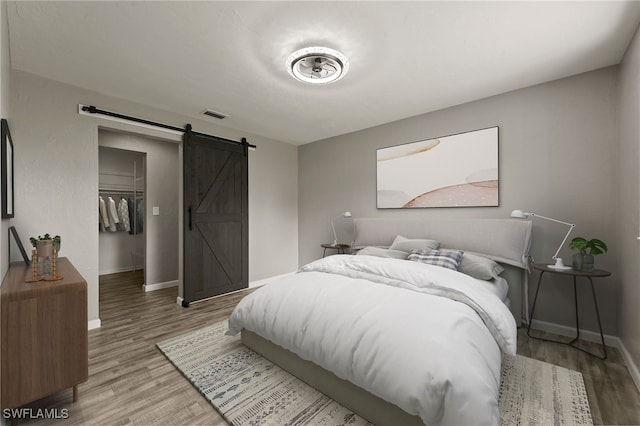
[107,196,119,232]
[99,196,110,230]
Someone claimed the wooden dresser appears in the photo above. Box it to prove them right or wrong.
[1,257,88,409]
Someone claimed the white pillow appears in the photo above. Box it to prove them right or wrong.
[356,246,408,259]
[457,252,505,280]
[389,235,440,253]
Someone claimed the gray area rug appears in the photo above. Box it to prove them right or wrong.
[157,321,593,426]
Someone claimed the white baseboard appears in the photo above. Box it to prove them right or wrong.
[88,318,101,330]
[144,279,178,292]
[178,287,248,306]
[530,319,640,393]
[249,272,295,288]
[529,319,618,347]
[175,272,295,307]
[617,338,640,393]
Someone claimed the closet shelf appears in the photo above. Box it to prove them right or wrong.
[99,186,144,194]
[99,171,135,178]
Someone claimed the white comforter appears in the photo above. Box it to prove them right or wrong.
[227,255,517,426]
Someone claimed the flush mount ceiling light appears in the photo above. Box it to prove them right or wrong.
[286,46,349,85]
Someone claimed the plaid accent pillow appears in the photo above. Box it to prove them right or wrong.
[408,249,464,271]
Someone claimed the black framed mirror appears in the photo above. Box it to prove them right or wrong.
[1,118,14,219]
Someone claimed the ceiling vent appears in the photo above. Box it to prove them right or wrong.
[202,109,228,120]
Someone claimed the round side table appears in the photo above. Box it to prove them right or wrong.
[528,263,610,359]
[321,243,350,257]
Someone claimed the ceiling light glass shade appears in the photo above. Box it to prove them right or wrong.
[286,46,349,84]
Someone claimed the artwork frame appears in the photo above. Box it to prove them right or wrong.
[1,119,14,218]
[8,226,30,265]
[376,126,499,209]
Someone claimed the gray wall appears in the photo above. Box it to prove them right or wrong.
[9,70,299,325]
[0,1,11,280]
[299,67,619,335]
[617,26,640,379]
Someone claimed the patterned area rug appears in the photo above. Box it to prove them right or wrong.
[157,321,593,426]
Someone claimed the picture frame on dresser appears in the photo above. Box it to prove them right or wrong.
[1,118,14,219]
[9,226,30,265]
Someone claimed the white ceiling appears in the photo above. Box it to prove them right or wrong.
[6,1,640,145]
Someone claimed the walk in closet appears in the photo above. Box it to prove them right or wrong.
[98,146,146,277]
[98,129,179,293]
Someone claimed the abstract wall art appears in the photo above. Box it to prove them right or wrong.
[376,126,499,209]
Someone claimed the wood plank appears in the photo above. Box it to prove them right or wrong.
[517,328,640,425]
[183,132,248,303]
[1,259,88,410]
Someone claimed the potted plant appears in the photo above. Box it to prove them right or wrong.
[29,234,61,258]
[568,237,607,271]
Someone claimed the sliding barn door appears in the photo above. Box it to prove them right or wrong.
[183,130,248,304]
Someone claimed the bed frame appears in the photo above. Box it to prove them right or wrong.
[241,217,532,426]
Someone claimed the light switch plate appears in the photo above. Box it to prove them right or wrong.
[153,206,160,216]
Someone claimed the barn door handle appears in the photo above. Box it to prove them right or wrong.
[188,206,192,230]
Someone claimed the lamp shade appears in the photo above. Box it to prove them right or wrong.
[510,209,529,218]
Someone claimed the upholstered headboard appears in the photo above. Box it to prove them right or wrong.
[352,218,533,325]
[353,218,532,268]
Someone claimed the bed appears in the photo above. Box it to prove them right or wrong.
[227,218,532,426]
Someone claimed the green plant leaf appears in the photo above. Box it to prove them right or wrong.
[570,237,608,255]
[30,233,59,246]
[569,237,587,251]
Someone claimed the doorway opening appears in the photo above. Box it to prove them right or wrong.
[97,129,180,306]
[98,146,146,282]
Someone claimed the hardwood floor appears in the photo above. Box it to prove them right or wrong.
[13,271,640,425]
[518,327,640,425]
[16,271,236,425]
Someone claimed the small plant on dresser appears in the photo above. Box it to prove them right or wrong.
[29,234,61,257]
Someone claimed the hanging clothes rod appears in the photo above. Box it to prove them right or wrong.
[80,105,256,150]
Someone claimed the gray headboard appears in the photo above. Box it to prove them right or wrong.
[353,218,532,268]
[352,218,533,325]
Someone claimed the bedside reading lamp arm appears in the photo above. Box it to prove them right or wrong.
[331,211,352,246]
[511,210,575,269]
[528,213,576,261]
